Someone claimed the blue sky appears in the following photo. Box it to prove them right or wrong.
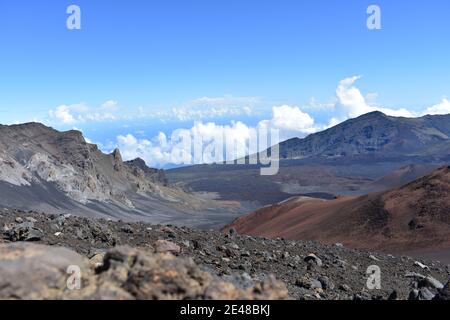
[1,1,449,167]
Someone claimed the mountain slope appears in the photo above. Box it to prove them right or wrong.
[0,123,243,228]
[226,166,450,253]
[276,112,450,161]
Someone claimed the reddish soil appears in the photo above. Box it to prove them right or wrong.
[226,166,450,254]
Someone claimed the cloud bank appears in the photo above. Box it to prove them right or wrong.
[113,76,450,167]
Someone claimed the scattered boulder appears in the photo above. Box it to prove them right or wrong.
[154,240,181,254]
[419,276,444,290]
[0,243,91,299]
[318,276,334,291]
[120,225,134,234]
[2,222,43,242]
[295,276,322,290]
[418,288,435,300]
[434,281,450,300]
[304,254,323,267]
[227,228,238,239]
[0,243,289,300]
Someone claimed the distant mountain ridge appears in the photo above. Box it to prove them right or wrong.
[275,112,450,162]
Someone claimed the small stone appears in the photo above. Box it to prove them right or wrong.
[227,228,237,239]
[161,226,174,234]
[369,255,380,261]
[304,254,323,267]
[318,276,334,290]
[181,240,190,248]
[295,276,321,290]
[414,261,430,271]
[24,228,43,242]
[54,232,62,237]
[353,292,372,300]
[154,240,181,254]
[339,284,351,292]
[419,288,435,300]
[15,217,24,223]
[310,279,323,290]
[90,253,105,270]
[405,272,426,279]
[120,225,134,234]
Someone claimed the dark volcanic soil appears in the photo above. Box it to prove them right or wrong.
[1,209,449,300]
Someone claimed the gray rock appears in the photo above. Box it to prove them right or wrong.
[318,276,334,290]
[414,261,430,271]
[420,276,444,290]
[369,255,380,262]
[2,222,42,242]
[0,243,90,299]
[339,284,351,292]
[227,228,237,239]
[304,254,323,267]
[419,288,435,300]
[434,281,450,300]
[154,240,181,254]
[408,289,419,300]
[405,272,426,279]
[241,251,251,257]
[120,225,134,234]
[353,291,372,300]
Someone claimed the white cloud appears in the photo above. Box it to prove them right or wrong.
[269,105,315,133]
[49,105,77,124]
[423,97,450,115]
[335,76,413,119]
[49,100,118,124]
[114,105,313,167]
[165,95,260,121]
[101,100,118,110]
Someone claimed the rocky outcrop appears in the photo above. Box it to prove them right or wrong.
[0,123,166,206]
[125,158,168,186]
[0,123,243,227]
[0,243,288,300]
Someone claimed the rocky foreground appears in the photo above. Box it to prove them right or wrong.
[1,208,449,300]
